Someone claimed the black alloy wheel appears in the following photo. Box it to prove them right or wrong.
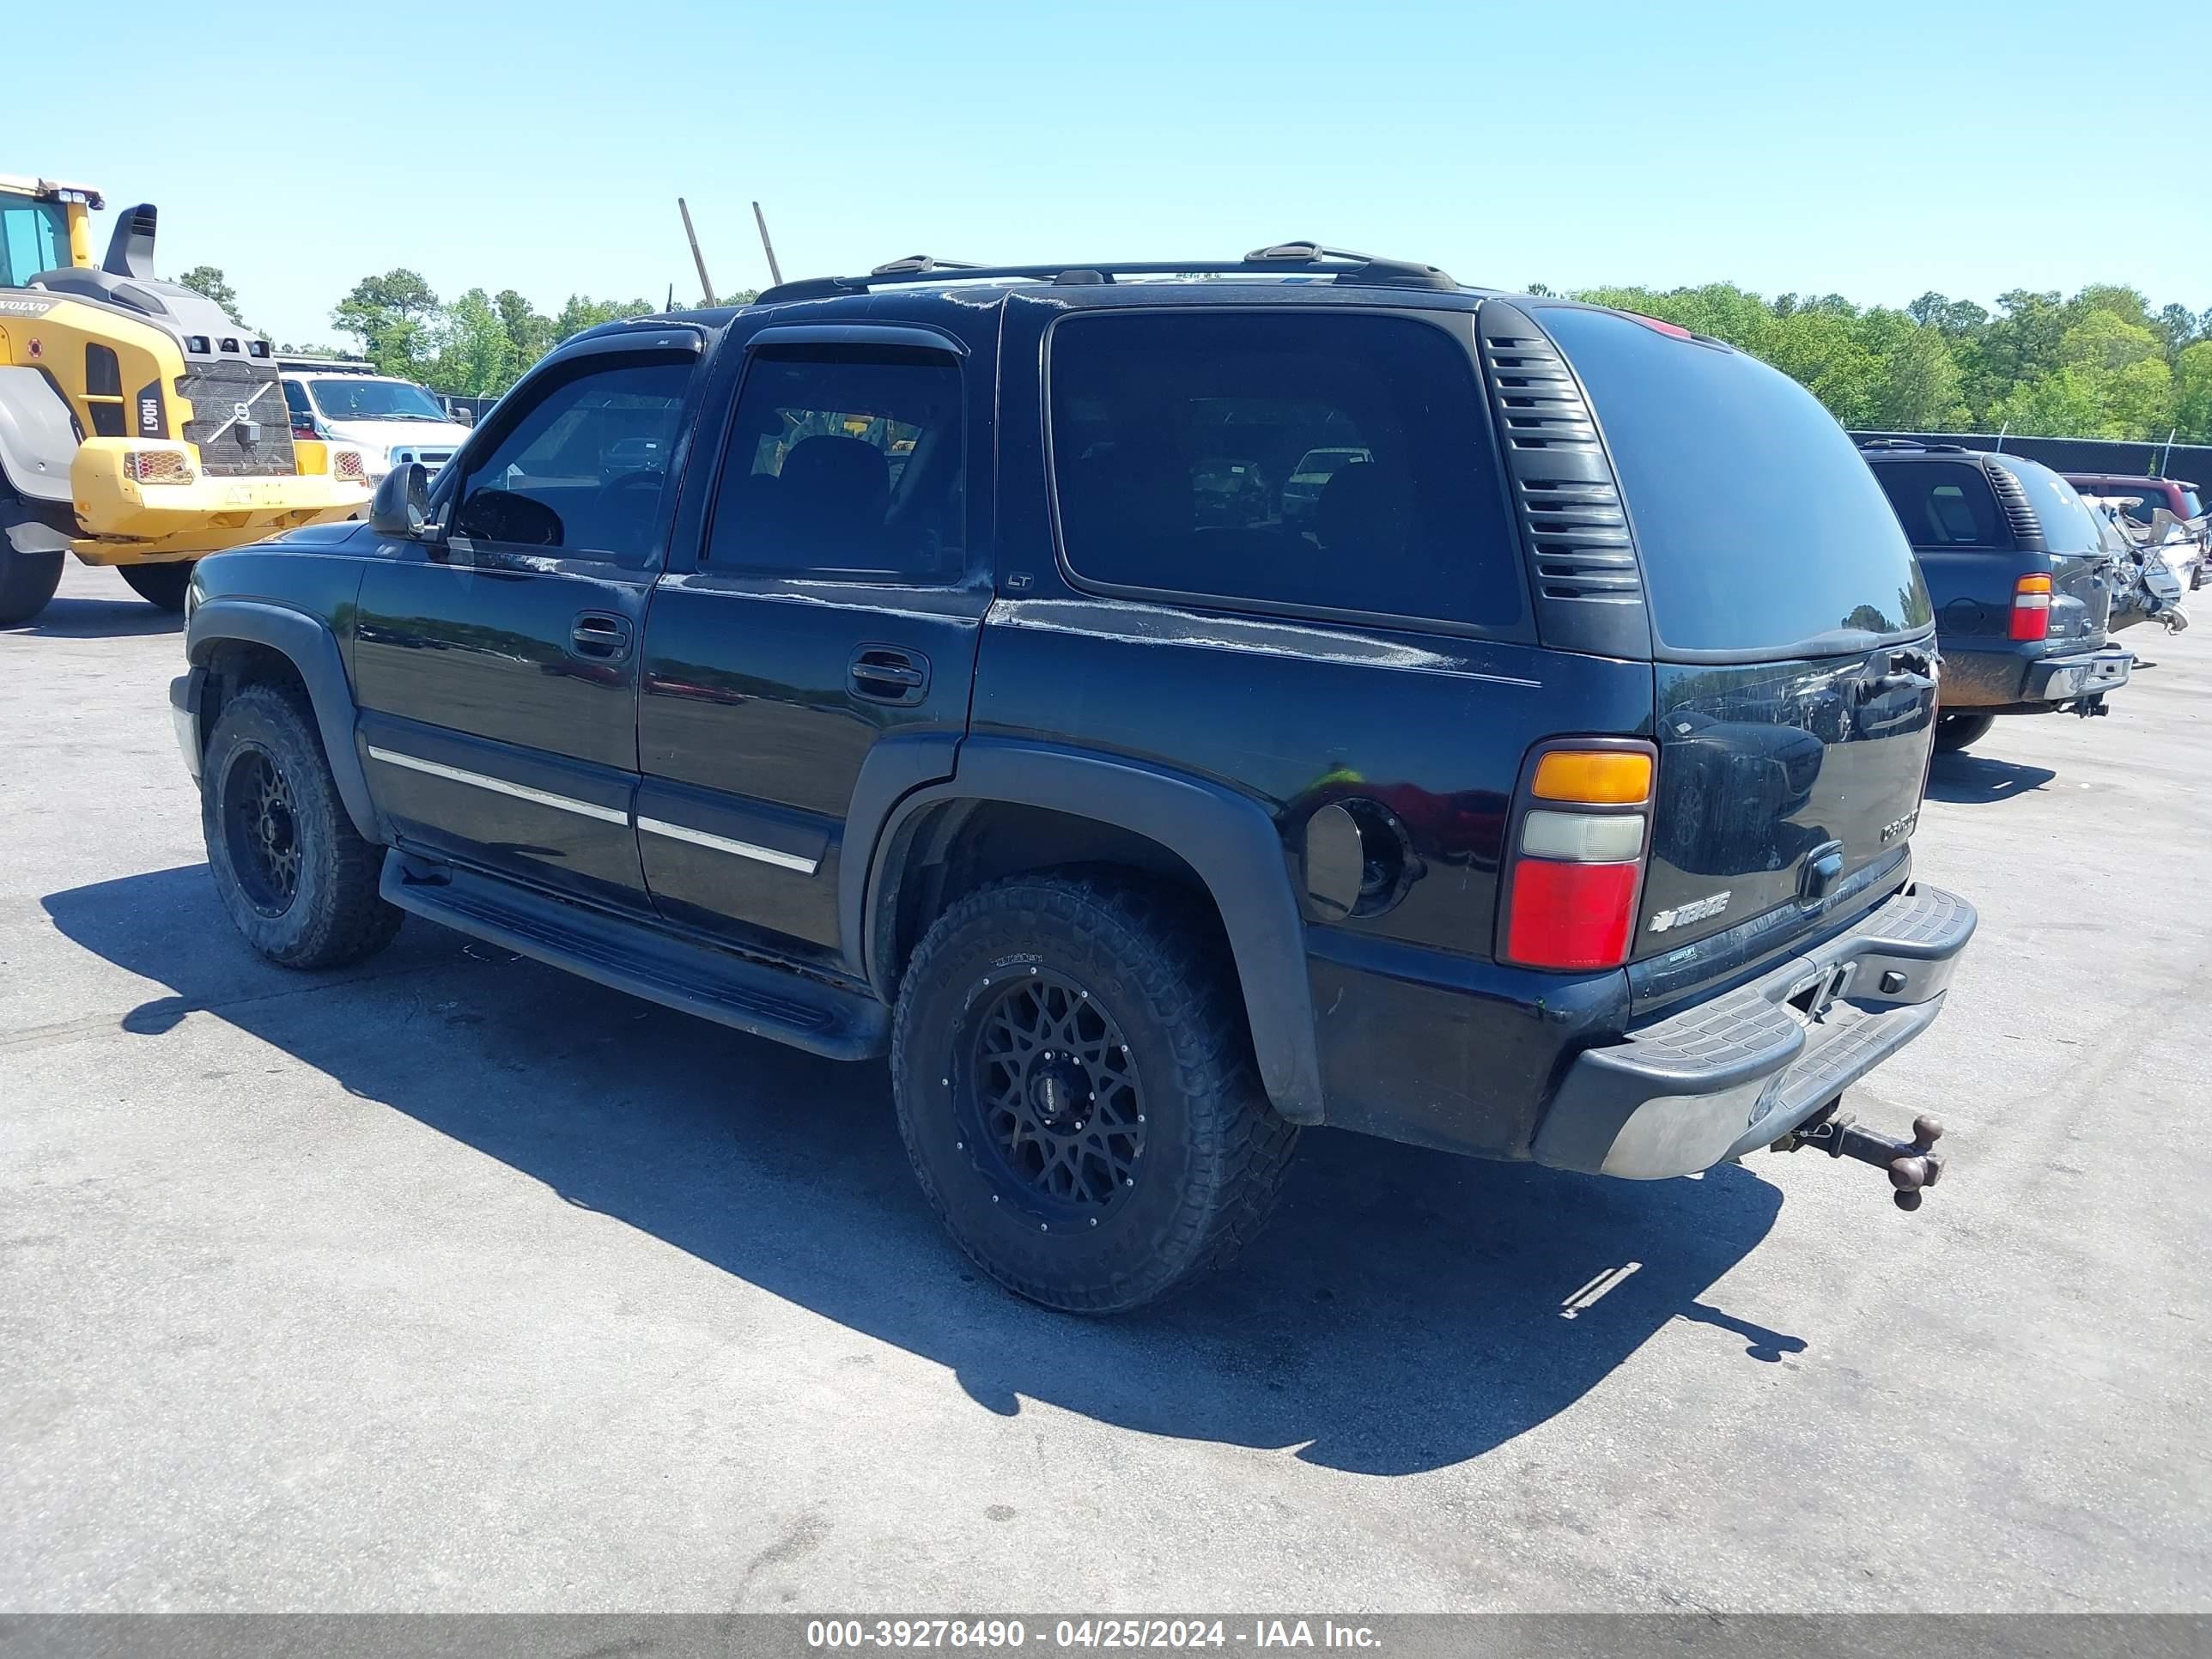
[962,968,1147,1226]
[221,745,303,917]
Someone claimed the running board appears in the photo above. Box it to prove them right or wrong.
[380,854,889,1061]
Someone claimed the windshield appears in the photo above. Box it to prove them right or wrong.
[0,198,69,289]
[304,376,449,422]
[1536,304,1932,656]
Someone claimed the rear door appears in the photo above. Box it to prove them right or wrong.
[353,333,704,910]
[1525,304,1941,970]
[632,319,993,973]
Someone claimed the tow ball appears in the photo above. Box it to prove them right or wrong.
[1776,1108,1946,1211]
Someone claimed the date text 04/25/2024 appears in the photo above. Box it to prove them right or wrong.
[804,1620,1383,1650]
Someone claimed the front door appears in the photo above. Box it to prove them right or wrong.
[635,325,994,973]
[352,343,702,910]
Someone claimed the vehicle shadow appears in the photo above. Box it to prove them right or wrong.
[43,864,1804,1478]
[1924,750,2056,804]
[4,595,181,639]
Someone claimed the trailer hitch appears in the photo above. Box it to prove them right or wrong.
[1775,1108,1946,1211]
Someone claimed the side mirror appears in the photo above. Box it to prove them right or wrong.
[368,462,431,538]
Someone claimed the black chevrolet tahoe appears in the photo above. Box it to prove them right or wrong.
[1862,441,2134,754]
[171,244,1977,1311]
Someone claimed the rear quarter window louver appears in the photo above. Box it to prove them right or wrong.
[1480,323,1639,602]
[1984,462,2045,551]
[1474,301,1653,659]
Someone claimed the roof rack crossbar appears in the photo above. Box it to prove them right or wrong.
[757,244,1456,305]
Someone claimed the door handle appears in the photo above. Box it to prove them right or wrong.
[571,611,632,662]
[849,644,929,704]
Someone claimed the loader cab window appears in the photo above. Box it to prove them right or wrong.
[0,200,69,289]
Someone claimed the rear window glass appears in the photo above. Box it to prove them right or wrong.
[1999,460,2100,555]
[1536,306,1932,653]
[1048,311,1527,630]
[2182,488,2204,519]
[1872,461,2005,548]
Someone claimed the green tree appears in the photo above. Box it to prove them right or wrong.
[2106,356,2176,440]
[2154,303,2204,360]
[176,264,246,328]
[2058,309,2160,374]
[551,294,655,342]
[1907,292,1989,338]
[494,289,556,369]
[2174,341,2212,444]
[1854,308,1969,431]
[332,270,441,378]
[1990,367,2118,439]
[433,288,518,397]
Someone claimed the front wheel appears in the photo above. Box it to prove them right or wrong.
[891,874,1299,1313]
[118,559,195,611]
[1933,713,1996,754]
[202,683,401,968]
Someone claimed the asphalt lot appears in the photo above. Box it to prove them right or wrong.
[3,557,2208,1613]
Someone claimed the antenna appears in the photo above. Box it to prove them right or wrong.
[678,198,716,307]
[752,200,784,288]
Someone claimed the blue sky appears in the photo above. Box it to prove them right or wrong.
[21,1,2210,347]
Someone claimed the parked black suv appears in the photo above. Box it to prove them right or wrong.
[172,245,1976,1310]
[1862,441,2133,754]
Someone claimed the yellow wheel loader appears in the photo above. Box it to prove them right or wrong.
[0,175,374,624]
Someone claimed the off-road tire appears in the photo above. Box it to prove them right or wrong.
[118,559,195,611]
[1933,712,1996,754]
[891,873,1299,1313]
[0,548,64,626]
[202,683,401,969]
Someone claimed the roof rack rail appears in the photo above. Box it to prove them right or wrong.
[868,254,987,276]
[1857,437,1968,453]
[755,242,1457,305]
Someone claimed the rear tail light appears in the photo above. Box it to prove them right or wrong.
[331,448,368,484]
[124,448,196,485]
[1501,744,1656,970]
[2009,573,2052,641]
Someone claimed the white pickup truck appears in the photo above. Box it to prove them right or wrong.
[279,360,473,482]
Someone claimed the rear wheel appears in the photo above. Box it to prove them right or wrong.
[202,683,401,968]
[890,874,1299,1313]
[0,547,64,626]
[118,559,196,611]
[0,483,70,626]
[1934,712,1996,753]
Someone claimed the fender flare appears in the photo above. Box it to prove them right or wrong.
[858,737,1325,1123]
[185,598,380,842]
[0,366,82,506]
